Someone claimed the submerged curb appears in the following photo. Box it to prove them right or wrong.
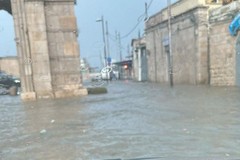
[87,87,108,94]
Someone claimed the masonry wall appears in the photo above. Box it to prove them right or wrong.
[25,0,54,99]
[208,2,238,86]
[145,7,209,84]
[0,57,20,77]
[132,38,146,81]
[45,1,82,98]
[209,22,236,86]
[146,27,168,83]
[11,0,36,99]
[132,40,140,81]
[146,0,222,30]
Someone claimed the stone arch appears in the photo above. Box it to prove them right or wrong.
[0,0,11,14]
[1,0,87,100]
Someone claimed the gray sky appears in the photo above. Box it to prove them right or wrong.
[0,0,174,68]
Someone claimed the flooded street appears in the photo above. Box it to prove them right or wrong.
[1,81,240,160]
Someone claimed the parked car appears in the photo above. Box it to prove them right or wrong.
[101,66,113,80]
[0,71,21,89]
[90,72,102,82]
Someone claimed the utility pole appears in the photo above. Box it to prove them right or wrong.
[127,44,131,58]
[144,2,148,21]
[115,31,123,79]
[115,31,119,60]
[117,32,123,62]
[105,21,110,59]
[167,0,174,87]
[99,51,104,68]
[138,31,142,82]
[96,16,107,67]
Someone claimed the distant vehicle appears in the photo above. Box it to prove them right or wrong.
[101,66,113,80]
[112,70,120,80]
[90,72,102,82]
[0,71,21,89]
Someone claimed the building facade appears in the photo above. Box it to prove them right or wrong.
[145,0,223,85]
[131,38,148,82]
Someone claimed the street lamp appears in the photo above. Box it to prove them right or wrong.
[96,16,107,67]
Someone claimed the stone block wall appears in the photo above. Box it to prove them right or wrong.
[209,17,236,86]
[11,0,36,100]
[132,39,140,81]
[195,8,209,84]
[207,1,240,86]
[132,38,147,81]
[145,7,209,84]
[45,1,82,95]
[145,0,240,86]
[146,0,222,30]
[25,0,54,99]
[0,57,20,77]
[146,27,168,83]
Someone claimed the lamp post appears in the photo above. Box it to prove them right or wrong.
[96,16,107,67]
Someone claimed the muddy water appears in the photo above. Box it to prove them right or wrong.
[0,81,240,160]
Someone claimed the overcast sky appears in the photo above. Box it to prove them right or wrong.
[0,0,176,68]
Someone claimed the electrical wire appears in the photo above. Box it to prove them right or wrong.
[105,0,155,60]
[120,0,154,39]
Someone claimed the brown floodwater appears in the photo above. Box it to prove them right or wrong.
[1,81,240,160]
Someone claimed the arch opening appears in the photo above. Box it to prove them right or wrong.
[0,1,19,78]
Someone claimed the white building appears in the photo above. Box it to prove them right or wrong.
[131,37,148,82]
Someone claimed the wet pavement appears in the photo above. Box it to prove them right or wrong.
[1,81,240,160]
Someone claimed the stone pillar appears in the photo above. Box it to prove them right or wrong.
[44,0,87,98]
[25,0,54,99]
[11,0,87,100]
[195,7,209,85]
[11,0,36,101]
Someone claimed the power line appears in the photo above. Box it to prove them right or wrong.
[120,0,154,39]
[105,0,155,61]
[107,0,154,42]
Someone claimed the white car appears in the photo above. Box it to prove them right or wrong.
[90,72,101,81]
[101,66,113,80]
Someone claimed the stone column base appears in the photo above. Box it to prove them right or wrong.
[36,92,55,100]
[20,88,88,101]
[54,88,88,99]
[21,92,37,101]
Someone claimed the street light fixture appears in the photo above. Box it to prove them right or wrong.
[96,16,107,67]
